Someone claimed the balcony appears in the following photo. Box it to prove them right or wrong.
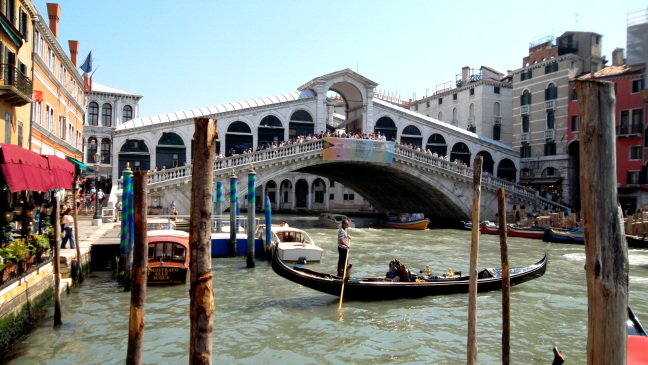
[520,133,529,143]
[545,129,555,140]
[0,64,32,106]
[617,124,643,136]
[545,100,555,110]
[521,105,530,115]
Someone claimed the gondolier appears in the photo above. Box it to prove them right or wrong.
[337,219,352,276]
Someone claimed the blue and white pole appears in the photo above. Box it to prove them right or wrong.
[246,165,256,268]
[228,170,237,256]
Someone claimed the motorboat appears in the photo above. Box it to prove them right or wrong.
[146,218,177,231]
[318,213,355,229]
[146,230,190,285]
[381,213,430,230]
[256,225,323,262]
[271,247,547,300]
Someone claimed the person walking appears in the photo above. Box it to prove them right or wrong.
[61,208,75,249]
[337,219,352,276]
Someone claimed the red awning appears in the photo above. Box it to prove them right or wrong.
[0,144,52,192]
[42,154,74,190]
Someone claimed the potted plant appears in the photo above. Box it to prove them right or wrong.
[31,234,51,262]
[5,239,32,273]
[0,247,18,283]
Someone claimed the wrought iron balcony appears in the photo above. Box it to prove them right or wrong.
[545,100,555,110]
[0,64,32,106]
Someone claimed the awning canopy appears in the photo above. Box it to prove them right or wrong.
[66,156,94,172]
[0,144,74,192]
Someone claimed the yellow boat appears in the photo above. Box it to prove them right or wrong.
[381,213,430,230]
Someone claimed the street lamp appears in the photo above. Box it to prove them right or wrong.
[93,152,102,225]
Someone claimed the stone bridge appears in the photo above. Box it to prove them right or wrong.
[130,139,564,223]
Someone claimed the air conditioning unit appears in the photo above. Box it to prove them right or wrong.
[521,133,529,143]
[545,100,555,110]
[545,129,555,140]
[521,105,530,115]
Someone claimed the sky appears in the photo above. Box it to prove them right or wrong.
[32,0,648,119]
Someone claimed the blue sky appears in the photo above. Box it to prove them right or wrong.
[33,0,647,118]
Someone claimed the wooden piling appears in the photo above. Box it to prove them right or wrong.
[575,79,628,364]
[73,184,83,282]
[467,156,483,365]
[126,171,148,365]
[497,188,510,365]
[189,117,217,364]
[53,195,62,327]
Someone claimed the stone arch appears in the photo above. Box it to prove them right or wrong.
[265,180,278,207]
[450,142,471,166]
[295,179,309,209]
[311,177,327,210]
[258,114,284,146]
[401,125,422,148]
[156,132,186,169]
[289,110,314,140]
[118,139,151,173]
[279,179,293,210]
[476,151,494,174]
[374,116,397,141]
[497,158,517,181]
[426,133,447,156]
[328,81,364,133]
[226,121,253,156]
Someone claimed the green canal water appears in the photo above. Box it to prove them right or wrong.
[3,216,648,364]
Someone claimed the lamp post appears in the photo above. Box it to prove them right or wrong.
[93,152,102,226]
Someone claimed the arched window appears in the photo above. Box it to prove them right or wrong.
[453,108,458,122]
[545,83,558,100]
[101,103,112,127]
[123,105,133,122]
[88,102,99,126]
[87,137,97,162]
[469,103,475,117]
[521,90,531,106]
[493,102,500,116]
[101,138,111,164]
[547,112,555,129]
[438,112,443,121]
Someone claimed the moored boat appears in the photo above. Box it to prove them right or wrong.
[318,213,355,229]
[271,247,548,300]
[146,218,177,231]
[480,221,500,235]
[544,227,584,244]
[628,307,648,365]
[626,234,648,249]
[381,213,430,230]
[506,224,546,239]
[257,225,323,262]
[147,230,190,285]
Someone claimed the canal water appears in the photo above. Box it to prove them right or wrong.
[4,215,648,364]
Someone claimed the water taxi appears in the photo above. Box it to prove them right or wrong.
[147,230,190,285]
[256,225,323,262]
[318,213,355,229]
[381,213,430,230]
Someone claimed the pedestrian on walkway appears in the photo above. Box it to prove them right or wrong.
[61,208,75,249]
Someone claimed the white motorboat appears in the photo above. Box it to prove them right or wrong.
[256,225,323,262]
[317,213,355,229]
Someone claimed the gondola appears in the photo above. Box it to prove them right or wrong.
[543,227,584,244]
[626,234,648,249]
[628,307,648,365]
[270,246,548,300]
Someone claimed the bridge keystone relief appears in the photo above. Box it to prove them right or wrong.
[112,69,567,223]
[136,138,563,223]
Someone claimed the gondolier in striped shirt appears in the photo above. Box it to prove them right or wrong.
[337,219,352,276]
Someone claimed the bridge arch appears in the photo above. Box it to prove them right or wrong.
[450,142,471,166]
[118,139,151,173]
[497,158,517,181]
[426,133,447,156]
[374,116,397,141]
[156,132,186,169]
[311,177,327,210]
[401,125,422,148]
[476,150,495,174]
[258,114,284,146]
[226,121,253,156]
[288,109,314,140]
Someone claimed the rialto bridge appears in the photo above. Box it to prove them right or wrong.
[112,69,565,222]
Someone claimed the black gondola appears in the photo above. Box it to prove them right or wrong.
[271,247,548,300]
[626,234,648,249]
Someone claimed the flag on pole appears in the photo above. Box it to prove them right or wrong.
[80,51,93,94]
[80,51,92,73]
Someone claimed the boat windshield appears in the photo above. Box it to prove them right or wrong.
[279,231,311,243]
[148,242,186,263]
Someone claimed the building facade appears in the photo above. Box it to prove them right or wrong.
[30,3,85,161]
[0,0,36,147]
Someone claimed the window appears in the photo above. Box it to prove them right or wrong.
[4,112,10,143]
[571,115,579,132]
[438,98,442,105]
[18,9,27,39]
[452,108,458,121]
[628,171,640,185]
[453,94,457,100]
[88,102,99,125]
[632,109,643,127]
[521,90,531,106]
[520,69,532,81]
[314,191,324,204]
[493,124,501,141]
[571,88,578,101]
[470,89,475,96]
[520,145,531,158]
[467,125,476,132]
[123,105,133,122]
[545,63,558,74]
[632,79,644,93]
[329,179,335,187]
[522,116,529,133]
[87,137,97,162]
[343,194,348,201]
[630,146,642,160]
[544,142,556,156]
[329,194,334,200]
[547,112,555,129]
[469,103,475,117]
[17,120,22,147]
[32,100,42,126]
[494,86,500,94]
[545,83,558,100]
[546,167,556,176]
[592,62,599,72]
[101,138,111,164]
[58,115,65,139]
[101,103,112,127]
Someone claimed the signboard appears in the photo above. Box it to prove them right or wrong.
[322,137,394,163]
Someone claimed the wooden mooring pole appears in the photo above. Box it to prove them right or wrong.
[575,79,628,364]
[467,156,483,365]
[189,117,217,364]
[73,182,83,283]
[53,195,62,327]
[497,188,510,365]
[126,170,148,365]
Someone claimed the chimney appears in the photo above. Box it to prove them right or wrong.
[68,40,79,67]
[462,66,470,86]
[46,3,60,39]
[612,48,625,66]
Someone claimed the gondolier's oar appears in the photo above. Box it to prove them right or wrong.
[338,247,350,313]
